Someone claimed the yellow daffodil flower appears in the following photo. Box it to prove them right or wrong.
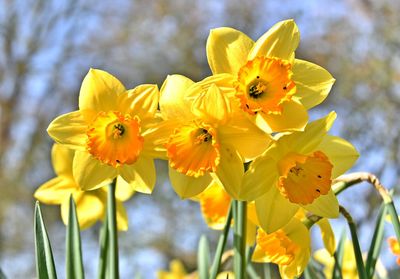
[34,144,132,230]
[243,112,359,232]
[47,69,162,192]
[157,260,234,279]
[388,237,400,265]
[195,182,258,245]
[314,239,388,279]
[252,213,335,279]
[206,19,335,133]
[159,74,271,199]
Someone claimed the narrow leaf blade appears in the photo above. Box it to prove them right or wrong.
[66,196,84,279]
[34,201,57,279]
[198,235,210,279]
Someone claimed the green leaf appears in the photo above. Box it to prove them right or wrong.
[66,196,84,279]
[386,200,400,245]
[97,214,109,279]
[34,201,57,279]
[332,230,346,279]
[340,206,367,279]
[198,235,210,279]
[365,204,387,279]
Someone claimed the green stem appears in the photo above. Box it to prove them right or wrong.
[233,200,247,279]
[209,203,233,279]
[339,206,367,279]
[97,213,109,279]
[107,179,119,279]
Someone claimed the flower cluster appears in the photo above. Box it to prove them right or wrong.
[36,19,359,278]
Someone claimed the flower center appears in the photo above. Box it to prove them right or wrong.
[236,56,296,115]
[256,228,299,265]
[166,123,220,177]
[86,111,144,167]
[277,151,333,205]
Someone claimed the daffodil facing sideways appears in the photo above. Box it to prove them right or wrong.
[206,19,335,133]
[34,144,132,230]
[252,211,335,279]
[159,74,271,199]
[194,182,258,245]
[242,112,359,233]
[47,69,163,192]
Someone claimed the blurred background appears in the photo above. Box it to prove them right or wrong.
[1,0,400,278]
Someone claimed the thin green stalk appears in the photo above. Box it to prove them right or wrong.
[365,204,387,278]
[107,179,119,279]
[233,200,247,279]
[339,206,367,279]
[209,203,233,279]
[97,214,109,279]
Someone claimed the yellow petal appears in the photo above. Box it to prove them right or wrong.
[51,144,74,176]
[141,117,175,159]
[318,135,359,178]
[241,151,279,201]
[47,110,88,150]
[206,27,254,74]
[303,189,339,218]
[191,84,231,124]
[248,19,299,61]
[197,182,231,230]
[73,151,116,190]
[257,99,308,133]
[116,201,129,231]
[280,111,337,155]
[317,218,336,256]
[79,68,125,112]
[214,145,244,200]
[115,176,135,202]
[193,74,237,98]
[34,177,76,204]
[120,84,159,117]
[61,191,105,230]
[219,113,272,161]
[119,156,156,194]
[256,186,299,233]
[292,59,335,109]
[159,74,194,120]
[168,167,212,199]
